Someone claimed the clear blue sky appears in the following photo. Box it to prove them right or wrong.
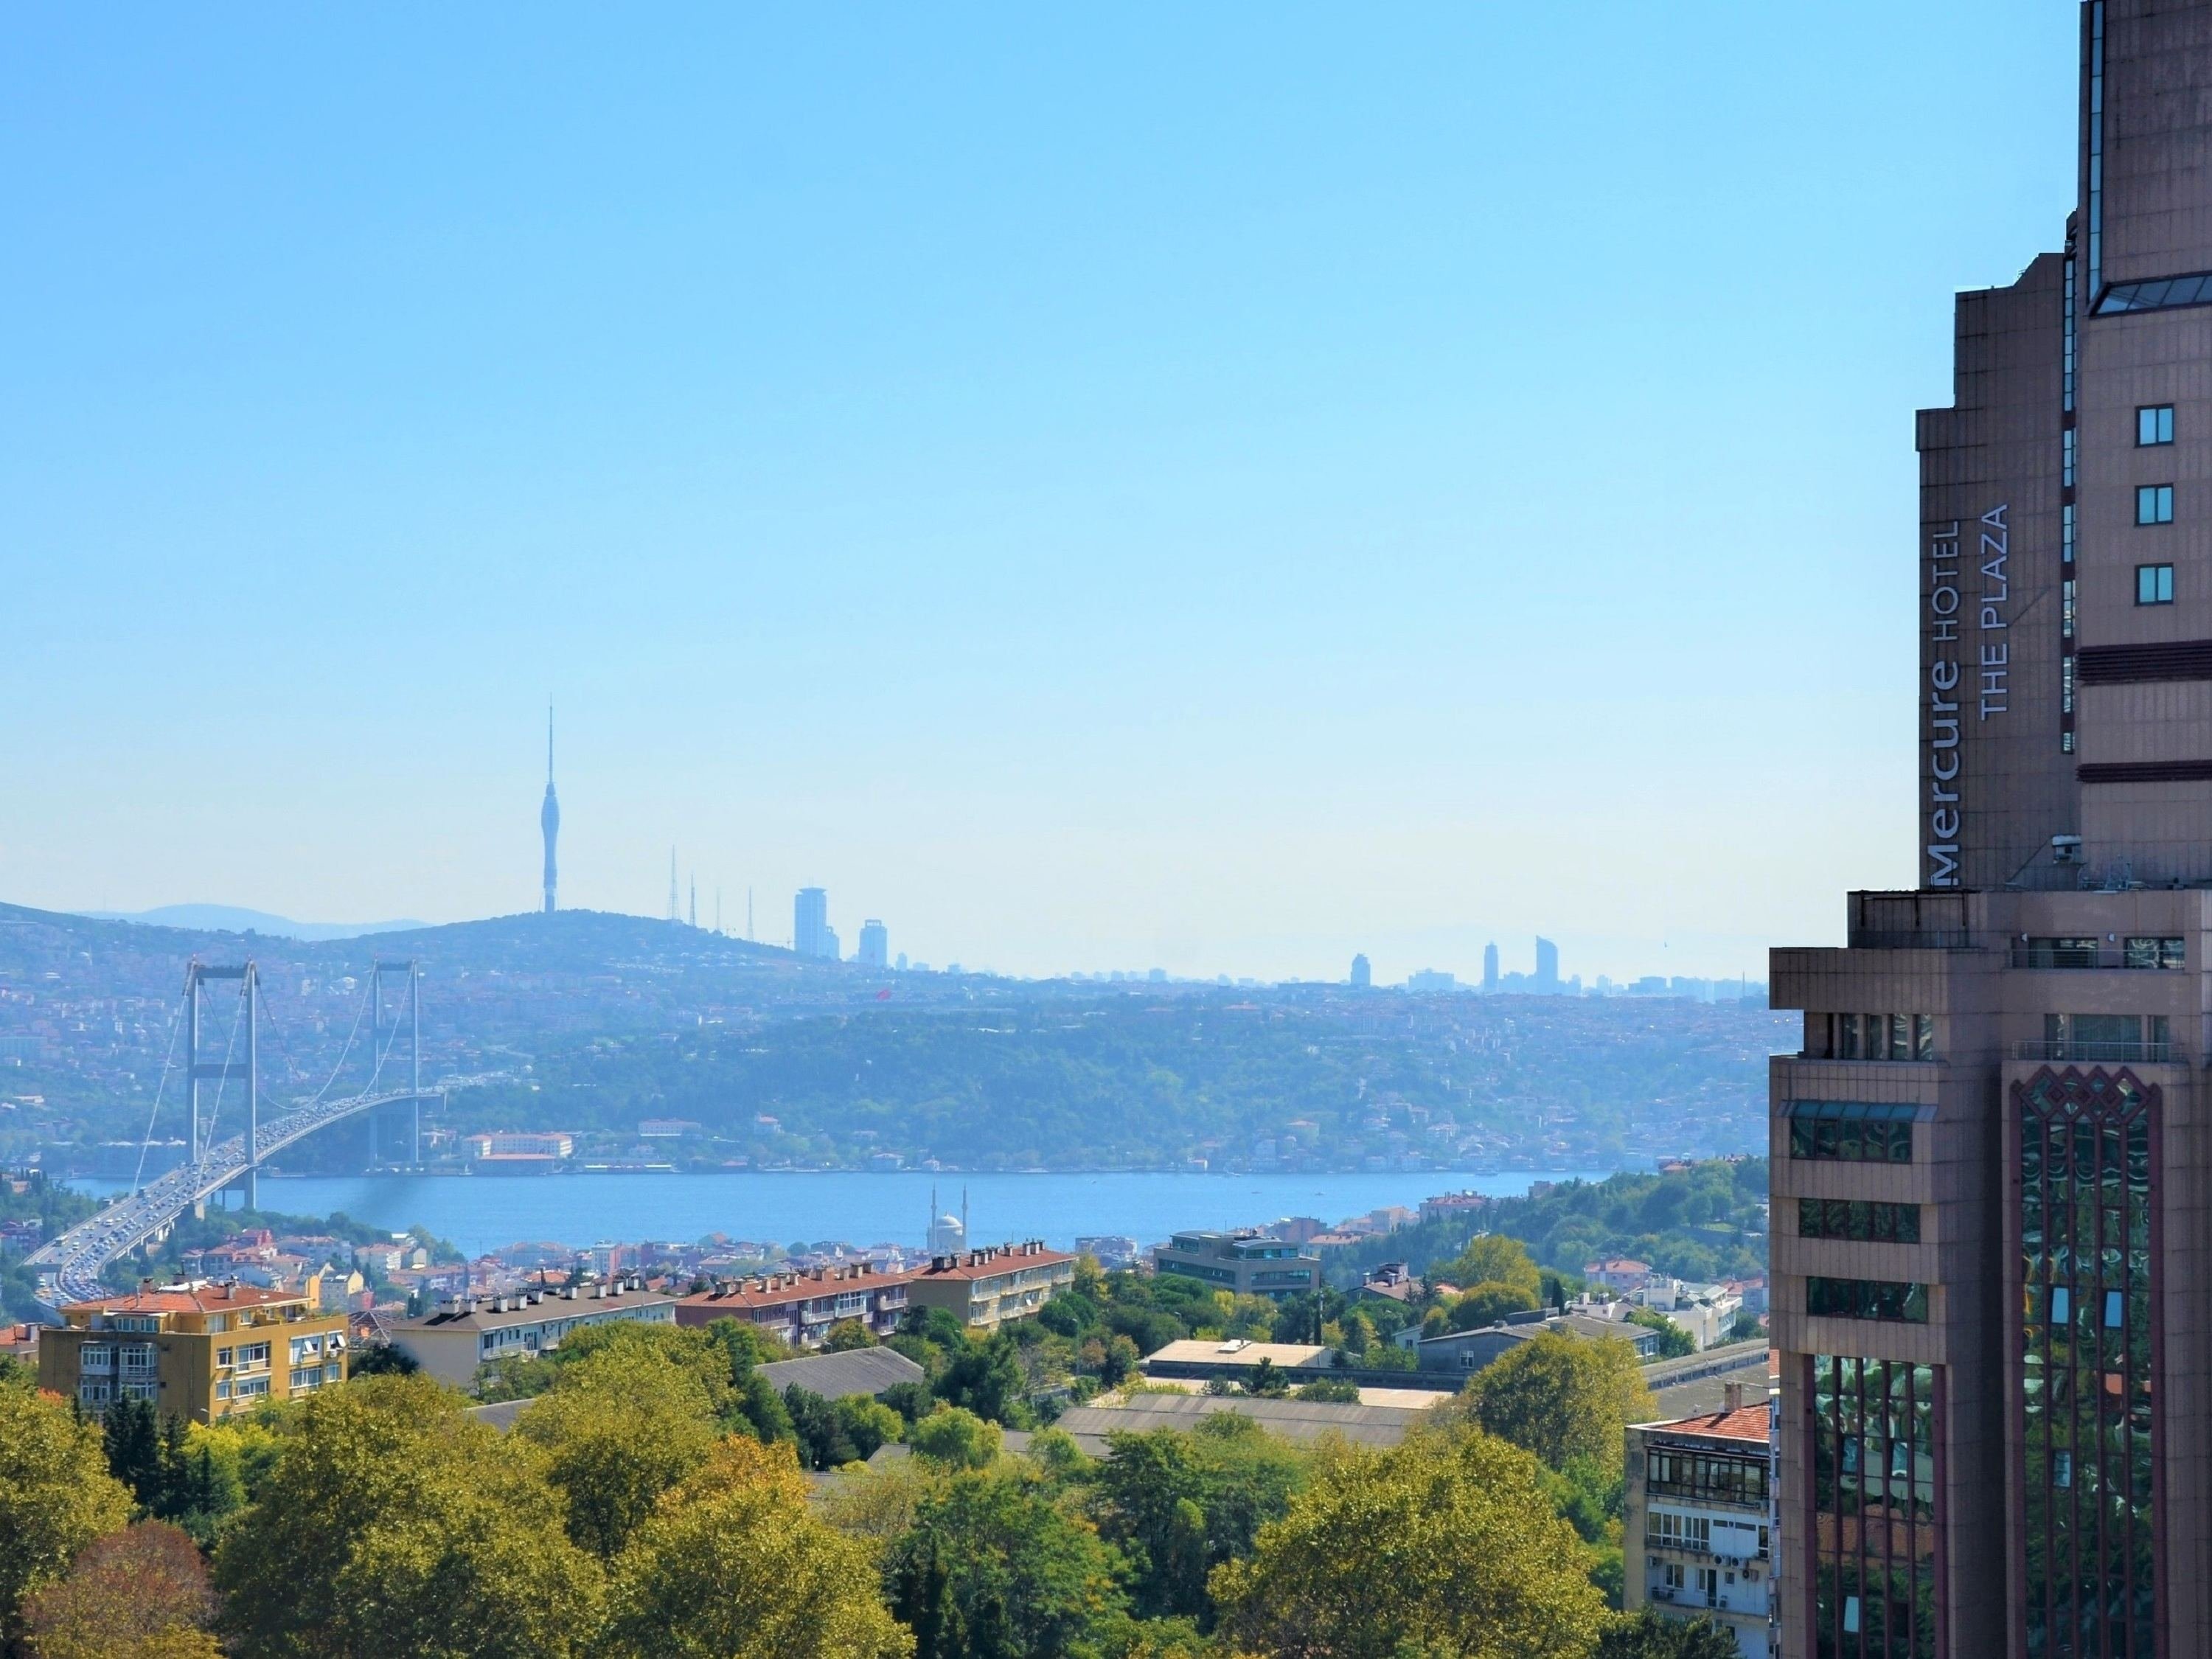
[0,4,2076,983]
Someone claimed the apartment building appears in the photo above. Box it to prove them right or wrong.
[38,1281,348,1422]
[1153,1230,1323,1299]
[388,1279,675,1386]
[905,1242,1076,1331]
[1625,1390,1776,1659]
[672,1260,911,1349]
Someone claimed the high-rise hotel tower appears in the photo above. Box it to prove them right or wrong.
[1770,7,2212,1655]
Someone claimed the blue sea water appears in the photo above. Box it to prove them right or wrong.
[68,1168,1615,1257]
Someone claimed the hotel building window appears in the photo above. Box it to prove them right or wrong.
[1788,1101,1915,1164]
[2016,1067,2155,1656]
[1806,1277,1930,1324]
[1800,1199,1921,1244]
[2136,564,2174,605]
[1811,1356,1938,1658]
[2136,484,2174,525]
[1822,1012,1935,1061]
[2138,405,2174,445]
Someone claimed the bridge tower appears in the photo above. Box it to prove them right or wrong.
[184,961,259,1211]
[369,960,422,1166]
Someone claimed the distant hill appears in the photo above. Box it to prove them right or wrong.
[85,905,429,942]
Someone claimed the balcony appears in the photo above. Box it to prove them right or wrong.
[2013,1041,2181,1065]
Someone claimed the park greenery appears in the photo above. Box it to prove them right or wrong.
[1326,1158,1770,1293]
[0,1275,1730,1658]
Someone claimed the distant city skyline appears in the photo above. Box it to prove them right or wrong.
[0,5,2078,984]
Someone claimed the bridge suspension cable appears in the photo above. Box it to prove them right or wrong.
[196,975,251,1153]
[129,995,186,1196]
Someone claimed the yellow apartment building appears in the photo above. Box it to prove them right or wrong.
[905,1241,1077,1332]
[38,1281,349,1422]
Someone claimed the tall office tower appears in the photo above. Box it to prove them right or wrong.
[1482,941,1500,992]
[858,919,888,969]
[1350,953,1371,989]
[540,705,560,915]
[1770,10,2212,1655]
[794,887,829,959]
[1534,936,1559,990]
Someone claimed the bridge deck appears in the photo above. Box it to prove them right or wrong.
[28,1088,437,1308]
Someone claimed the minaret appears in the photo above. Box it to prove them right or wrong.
[540,703,560,915]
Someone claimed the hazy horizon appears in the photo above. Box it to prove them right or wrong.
[1,3,2077,982]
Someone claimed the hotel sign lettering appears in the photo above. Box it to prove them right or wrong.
[1925,504,2008,889]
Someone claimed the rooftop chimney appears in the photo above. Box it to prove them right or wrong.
[1723,1382,1747,1413]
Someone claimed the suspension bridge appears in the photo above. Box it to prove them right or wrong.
[26,959,442,1309]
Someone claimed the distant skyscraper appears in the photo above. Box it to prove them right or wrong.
[689,876,697,930]
[1349,953,1371,989]
[858,919,888,969]
[794,887,830,959]
[1534,937,1559,989]
[667,849,679,923]
[539,705,559,915]
[1481,942,1500,992]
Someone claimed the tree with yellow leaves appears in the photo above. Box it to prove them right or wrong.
[601,1437,912,1659]
[214,1373,603,1659]
[1210,1427,1610,1659]
[0,1382,133,1646]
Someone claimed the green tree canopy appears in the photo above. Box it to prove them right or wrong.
[1452,1330,1658,1470]
[885,1467,1129,1659]
[1210,1428,1609,1659]
[601,1438,911,1659]
[908,1407,1002,1471]
[1596,1610,1744,1657]
[1626,1308,1696,1360]
[213,1374,603,1659]
[515,1341,725,1557]
[0,1380,133,1644]
[1092,1413,1309,1625]
[1433,1234,1543,1302]
[1446,1281,1543,1330]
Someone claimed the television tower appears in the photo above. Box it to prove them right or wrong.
[540,703,559,915]
[668,849,679,922]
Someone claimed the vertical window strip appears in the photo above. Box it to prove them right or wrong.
[2017,1068,2157,1657]
[1812,1354,1938,1658]
[2064,255,2077,411]
[2089,3,2106,298]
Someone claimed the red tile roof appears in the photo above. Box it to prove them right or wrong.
[1656,1402,1772,1443]
[676,1264,911,1313]
[912,1243,1074,1281]
[63,1284,305,1316]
